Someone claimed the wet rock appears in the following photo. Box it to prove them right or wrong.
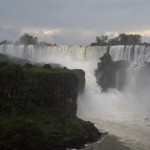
[72,69,85,93]
[95,52,129,91]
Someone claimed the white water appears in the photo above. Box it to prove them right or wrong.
[1,45,150,150]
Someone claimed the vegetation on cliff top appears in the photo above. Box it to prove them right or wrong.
[0,54,76,74]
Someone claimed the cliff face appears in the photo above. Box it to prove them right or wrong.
[72,69,85,93]
[0,64,80,114]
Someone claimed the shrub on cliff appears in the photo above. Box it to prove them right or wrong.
[0,114,101,150]
[0,117,45,150]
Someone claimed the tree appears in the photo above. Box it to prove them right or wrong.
[0,40,12,45]
[117,33,141,45]
[108,33,141,45]
[19,34,38,46]
[118,33,128,44]
[127,34,141,44]
[108,37,119,45]
[96,35,108,45]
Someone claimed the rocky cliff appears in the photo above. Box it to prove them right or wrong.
[0,64,79,114]
[95,52,129,91]
[0,55,101,150]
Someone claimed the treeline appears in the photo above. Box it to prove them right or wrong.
[0,34,57,46]
[90,33,150,46]
[1,33,150,46]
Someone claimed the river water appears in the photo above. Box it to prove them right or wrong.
[77,113,150,150]
[76,73,150,150]
[76,114,150,150]
[77,88,150,150]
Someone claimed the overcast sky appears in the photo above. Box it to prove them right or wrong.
[0,0,150,45]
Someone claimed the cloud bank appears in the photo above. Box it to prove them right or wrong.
[0,0,150,45]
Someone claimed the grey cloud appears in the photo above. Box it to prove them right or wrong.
[50,28,98,45]
[0,0,150,44]
[1,0,150,28]
[0,25,21,42]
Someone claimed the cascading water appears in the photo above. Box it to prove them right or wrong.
[1,44,150,150]
[110,45,150,93]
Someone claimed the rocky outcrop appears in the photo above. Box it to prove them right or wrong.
[95,52,115,92]
[95,52,129,91]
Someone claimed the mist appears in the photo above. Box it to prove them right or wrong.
[1,45,150,122]
[28,45,150,121]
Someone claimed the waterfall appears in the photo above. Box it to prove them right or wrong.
[0,44,106,63]
[109,45,150,93]
[1,44,150,118]
[1,44,150,94]
[109,45,150,64]
[2,44,149,65]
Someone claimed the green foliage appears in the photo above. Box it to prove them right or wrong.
[0,117,46,150]
[24,63,32,68]
[0,40,12,45]
[19,34,38,46]
[91,33,142,46]
[0,53,30,65]
[43,64,52,69]
[38,41,52,46]
[113,33,141,45]
[0,54,9,62]
[108,37,119,45]
[0,61,8,67]
[0,113,99,149]
[96,35,108,45]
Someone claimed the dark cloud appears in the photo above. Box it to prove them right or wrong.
[0,0,150,44]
